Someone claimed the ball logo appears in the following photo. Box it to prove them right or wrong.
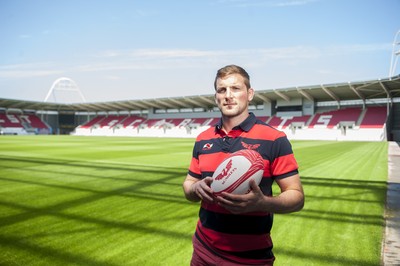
[214,159,237,184]
[211,149,264,196]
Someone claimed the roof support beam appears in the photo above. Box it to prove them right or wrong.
[348,83,365,108]
[108,101,133,110]
[153,99,176,109]
[321,85,340,107]
[198,96,216,106]
[348,83,365,100]
[254,93,271,103]
[297,88,314,101]
[183,97,209,109]
[273,90,290,102]
[127,100,149,110]
[136,100,160,109]
[166,98,190,108]
[143,100,167,109]
[379,81,393,114]
[379,81,392,100]
[86,103,112,111]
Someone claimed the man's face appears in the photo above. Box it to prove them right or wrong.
[214,74,254,118]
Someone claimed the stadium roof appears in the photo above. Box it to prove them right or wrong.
[1,75,400,113]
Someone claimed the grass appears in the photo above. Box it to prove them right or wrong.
[0,136,387,266]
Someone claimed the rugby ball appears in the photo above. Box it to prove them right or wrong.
[211,149,264,196]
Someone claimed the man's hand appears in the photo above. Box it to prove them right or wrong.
[183,175,214,203]
[215,179,265,214]
[215,174,304,214]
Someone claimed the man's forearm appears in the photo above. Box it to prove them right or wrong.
[263,189,304,214]
[183,180,201,202]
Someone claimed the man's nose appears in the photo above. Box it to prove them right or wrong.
[225,88,233,98]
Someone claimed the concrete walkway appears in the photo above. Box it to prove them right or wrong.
[382,141,400,265]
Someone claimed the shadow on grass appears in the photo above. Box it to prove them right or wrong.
[0,155,387,265]
[272,175,385,266]
[296,176,386,226]
[0,155,195,265]
[0,155,187,177]
[301,176,387,189]
[0,234,119,266]
[274,247,378,266]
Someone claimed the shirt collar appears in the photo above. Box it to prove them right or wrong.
[215,112,256,133]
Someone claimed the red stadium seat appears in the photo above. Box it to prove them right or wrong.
[360,106,388,128]
[268,115,310,128]
[121,115,145,128]
[19,114,49,129]
[309,108,362,128]
[80,116,106,128]
[0,113,24,128]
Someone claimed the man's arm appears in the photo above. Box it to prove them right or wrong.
[183,174,214,203]
[265,173,304,213]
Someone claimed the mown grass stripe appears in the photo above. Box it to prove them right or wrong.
[0,136,387,266]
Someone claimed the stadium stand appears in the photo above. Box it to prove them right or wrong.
[20,114,49,129]
[308,107,362,128]
[1,74,399,140]
[283,106,388,141]
[97,115,125,128]
[0,113,51,135]
[0,113,24,128]
[360,106,387,128]
[89,115,128,136]
[79,115,106,128]
[119,115,144,127]
[69,106,389,141]
[267,115,311,129]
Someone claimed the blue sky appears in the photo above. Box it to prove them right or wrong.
[0,0,399,103]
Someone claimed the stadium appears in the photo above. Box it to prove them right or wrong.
[1,70,399,265]
[1,73,400,141]
[1,31,400,266]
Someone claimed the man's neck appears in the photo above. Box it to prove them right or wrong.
[221,113,249,133]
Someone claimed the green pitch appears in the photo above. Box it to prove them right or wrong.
[0,136,387,266]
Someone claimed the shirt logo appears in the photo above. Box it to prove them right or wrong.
[241,141,260,150]
[202,143,213,150]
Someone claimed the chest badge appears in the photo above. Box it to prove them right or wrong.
[202,143,214,150]
[241,141,260,150]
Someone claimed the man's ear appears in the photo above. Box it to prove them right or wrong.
[248,88,255,101]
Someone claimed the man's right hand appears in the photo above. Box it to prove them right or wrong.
[183,175,214,203]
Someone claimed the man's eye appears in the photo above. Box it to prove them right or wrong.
[216,88,226,93]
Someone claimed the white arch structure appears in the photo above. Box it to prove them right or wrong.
[44,77,86,103]
[389,29,400,78]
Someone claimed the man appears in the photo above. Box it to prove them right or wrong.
[183,65,304,265]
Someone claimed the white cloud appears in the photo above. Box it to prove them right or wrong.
[0,63,63,79]
[217,0,318,8]
[324,43,392,55]
[19,34,32,39]
[133,9,159,17]
[272,0,318,7]
[104,75,121,80]
[0,43,390,80]
[0,70,63,79]
[128,49,220,58]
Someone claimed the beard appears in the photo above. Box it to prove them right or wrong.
[219,103,247,118]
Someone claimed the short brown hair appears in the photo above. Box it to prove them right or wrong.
[214,65,251,90]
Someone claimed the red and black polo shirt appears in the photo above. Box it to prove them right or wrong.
[187,113,299,264]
